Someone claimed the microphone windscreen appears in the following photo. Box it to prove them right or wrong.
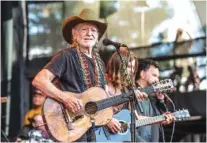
[103,38,110,46]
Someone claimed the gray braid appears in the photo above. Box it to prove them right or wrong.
[92,45,107,85]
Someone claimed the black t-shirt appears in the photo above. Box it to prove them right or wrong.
[44,48,105,93]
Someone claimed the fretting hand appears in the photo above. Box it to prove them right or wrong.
[134,89,148,101]
[161,112,176,125]
[155,92,165,100]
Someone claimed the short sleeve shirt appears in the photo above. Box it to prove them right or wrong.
[44,48,104,93]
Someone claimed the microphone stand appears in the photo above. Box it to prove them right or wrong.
[115,47,137,142]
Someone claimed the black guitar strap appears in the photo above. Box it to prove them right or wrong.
[103,126,111,140]
[90,122,96,142]
[88,116,97,142]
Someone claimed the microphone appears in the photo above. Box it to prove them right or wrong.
[103,38,127,49]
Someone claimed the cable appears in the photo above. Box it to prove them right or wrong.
[160,124,166,143]
[164,93,176,143]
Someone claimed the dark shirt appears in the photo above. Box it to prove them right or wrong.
[44,48,104,93]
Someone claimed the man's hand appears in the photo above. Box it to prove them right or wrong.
[63,95,83,113]
[161,112,176,125]
[155,92,165,100]
[106,118,121,133]
[134,89,148,101]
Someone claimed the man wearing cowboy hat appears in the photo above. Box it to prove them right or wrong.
[32,9,145,142]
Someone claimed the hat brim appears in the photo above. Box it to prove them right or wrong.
[62,16,107,44]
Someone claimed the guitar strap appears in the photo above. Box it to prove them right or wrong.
[90,122,96,142]
[102,126,111,140]
[90,117,97,142]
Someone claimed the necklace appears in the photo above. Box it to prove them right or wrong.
[76,47,102,89]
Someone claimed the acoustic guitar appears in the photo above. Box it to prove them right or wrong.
[43,79,174,142]
[95,109,191,142]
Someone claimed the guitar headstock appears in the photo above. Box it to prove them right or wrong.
[173,109,191,121]
[152,79,175,93]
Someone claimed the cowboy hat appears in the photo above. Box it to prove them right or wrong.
[62,9,107,44]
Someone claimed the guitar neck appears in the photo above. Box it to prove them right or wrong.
[136,112,177,127]
[136,115,165,127]
[96,86,154,111]
[139,86,154,94]
[96,93,131,111]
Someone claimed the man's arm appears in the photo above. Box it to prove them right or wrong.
[32,69,81,113]
[32,69,65,102]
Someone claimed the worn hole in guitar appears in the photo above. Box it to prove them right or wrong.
[84,101,98,115]
[73,114,84,122]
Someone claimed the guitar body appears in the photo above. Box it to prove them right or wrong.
[43,87,113,142]
[96,109,131,142]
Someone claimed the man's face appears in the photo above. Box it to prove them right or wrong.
[33,94,45,107]
[72,23,99,48]
[143,65,159,85]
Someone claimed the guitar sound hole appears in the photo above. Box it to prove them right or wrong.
[119,121,128,133]
[85,101,98,115]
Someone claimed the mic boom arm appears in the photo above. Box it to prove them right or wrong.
[103,38,128,49]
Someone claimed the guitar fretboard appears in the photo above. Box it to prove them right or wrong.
[136,115,165,127]
[96,86,154,111]
[136,112,179,127]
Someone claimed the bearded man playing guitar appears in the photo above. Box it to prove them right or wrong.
[135,59,176,142]
[32,9,146,142]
